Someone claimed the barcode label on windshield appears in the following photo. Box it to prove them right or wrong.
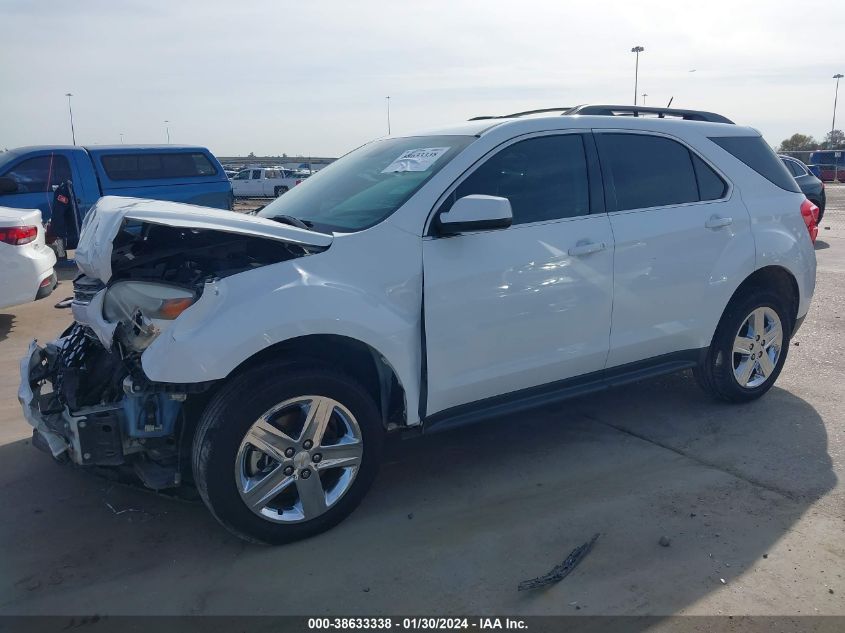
[382,147,450,173]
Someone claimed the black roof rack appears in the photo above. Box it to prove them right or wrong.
[469,107,573,121]
[468,104,733,124]
[564,104,734,124]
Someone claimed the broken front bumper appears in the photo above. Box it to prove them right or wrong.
[18,339,125,466]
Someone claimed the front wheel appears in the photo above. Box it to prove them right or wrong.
[694,290,791,403]
[192,362,384,544]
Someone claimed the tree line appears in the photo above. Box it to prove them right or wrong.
[779,130,845,152]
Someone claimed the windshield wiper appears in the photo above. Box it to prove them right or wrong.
[269,214,312,230]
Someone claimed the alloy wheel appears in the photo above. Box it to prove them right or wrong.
[235,396,364,523]
[732,307,783,388]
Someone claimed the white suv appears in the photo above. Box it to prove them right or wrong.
[20,105,817,544]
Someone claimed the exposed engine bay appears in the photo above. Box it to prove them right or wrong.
[20,212,328,491]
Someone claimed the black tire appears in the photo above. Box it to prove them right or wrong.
[274,186,289,197]
[192,361,384,544]
[694,288,791,403]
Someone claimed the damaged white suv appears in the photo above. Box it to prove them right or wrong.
[20,105,817,544]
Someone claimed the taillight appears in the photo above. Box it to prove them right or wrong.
[800,199,819,243]
[0,225,38,246]
[295,179,302,186]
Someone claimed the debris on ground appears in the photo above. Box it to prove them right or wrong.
[517,533,599,591]
[763,554,769,559]
[720,578,727,585]
[659,536,671,547]
[407,513,414,520]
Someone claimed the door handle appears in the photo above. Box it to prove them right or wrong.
[705,215,733,229]
[568,241,606,257]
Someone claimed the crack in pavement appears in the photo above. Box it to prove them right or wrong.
[576,409,802,503]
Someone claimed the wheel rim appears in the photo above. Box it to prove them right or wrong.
[732,307,783,389]
[235,396,364,523]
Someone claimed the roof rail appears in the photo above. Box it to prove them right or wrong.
[564,104,734,124]
[468,104,734,124]
[469,107,573,121]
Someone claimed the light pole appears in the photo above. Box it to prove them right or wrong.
[832,74,843,136]
[834,74,843,183]
[164,120,170,144]
[631,46,644,105]
[120,133,124,144]
[642,93,648,105]
[65,93,76,145]
[386,96,391,135]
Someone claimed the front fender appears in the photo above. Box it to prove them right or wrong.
[139,223,424,423]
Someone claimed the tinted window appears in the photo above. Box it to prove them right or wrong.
[251,170,262,179]
[235,170,250,180]
[100,152,217,180]
[710,136,800,193]
[598,134,699,210]
[692,154,728,200]
[2,154,72,194]
[785,159,806,177]
[443,134,590,224]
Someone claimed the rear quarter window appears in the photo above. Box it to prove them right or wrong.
[100,152,218,180]
[709,137,800,193]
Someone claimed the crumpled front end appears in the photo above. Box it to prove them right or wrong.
[18,196,332,489]
[18,324,197,489]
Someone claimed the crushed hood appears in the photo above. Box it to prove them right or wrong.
[75,196,332,281]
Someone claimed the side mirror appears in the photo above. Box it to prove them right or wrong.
[0,176,18,194]
[437,194,512,235]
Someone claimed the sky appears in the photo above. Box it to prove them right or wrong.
[0,0,843,157]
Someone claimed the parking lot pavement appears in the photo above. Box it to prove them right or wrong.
[0,190,843,617]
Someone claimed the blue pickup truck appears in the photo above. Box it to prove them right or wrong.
[0,145,233,223]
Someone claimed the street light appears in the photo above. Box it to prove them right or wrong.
[832,74,843,136]
[631,46,644,105]
[386,96,391,135]
[119,133,124,144]
[65,93,76,145]
[834,74,843,183]
[642,93,648,105]
[164,120,170,144]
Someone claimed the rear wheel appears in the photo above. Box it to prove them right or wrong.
[192,362,384,544]
[274,186,289,197]
[694,289,790,403]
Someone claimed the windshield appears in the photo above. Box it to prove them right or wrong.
[257,135,475,232]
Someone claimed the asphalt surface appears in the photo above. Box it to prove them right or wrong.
[0,189,843,617]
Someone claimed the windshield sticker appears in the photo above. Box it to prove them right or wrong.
[382,147,450,173]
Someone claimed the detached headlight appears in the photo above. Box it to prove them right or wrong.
[103,281,198,322]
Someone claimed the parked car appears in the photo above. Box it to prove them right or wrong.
[231,167,302,197]
[780,155,826,221]
[0,206,56,310]
[20,105,817,544]
[0,145,233,223]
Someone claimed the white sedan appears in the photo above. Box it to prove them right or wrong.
[0,206,57,310]
[231,168,301,197]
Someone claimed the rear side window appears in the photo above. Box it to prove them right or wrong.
[692,154,728,200]
[2,154,72,194]
[443,134,590,225]
[783,159,806,177]
[710,136,800,193]
[597,134,700,211]
[100,152,217,180]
